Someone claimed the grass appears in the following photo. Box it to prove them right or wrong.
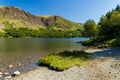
[81,37,120,48]
[0,6,5,9]
[39,50,92,71]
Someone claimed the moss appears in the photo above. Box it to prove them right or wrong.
[39,50,92,71]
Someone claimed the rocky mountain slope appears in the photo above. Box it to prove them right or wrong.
[0,6,83,30]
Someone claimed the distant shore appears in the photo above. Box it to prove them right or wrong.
[9,48,120,80]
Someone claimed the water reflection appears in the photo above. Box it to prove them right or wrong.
[0,38,88,72]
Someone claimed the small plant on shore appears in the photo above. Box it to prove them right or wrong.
[39,50,92,71]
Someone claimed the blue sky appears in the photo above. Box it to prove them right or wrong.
[0,0,120,23]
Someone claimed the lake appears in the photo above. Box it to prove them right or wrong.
[0,38,89,73]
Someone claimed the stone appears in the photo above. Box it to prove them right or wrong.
[0,72,2,78]
[0,68,4,71]
[13,71,20,76]
[4,76,12,80]
[8,65,14,69]
[0,75,2,78]
[4,72,9,76]
[17,63,21,66]
[0,72,2,75]
[30,61,33,63]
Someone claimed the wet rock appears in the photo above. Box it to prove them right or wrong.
[8,65,14,69]
[13,71,20,76]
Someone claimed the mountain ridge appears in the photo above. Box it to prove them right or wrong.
[0,6,83,30]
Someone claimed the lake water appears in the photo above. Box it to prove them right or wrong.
[0,38,89,73]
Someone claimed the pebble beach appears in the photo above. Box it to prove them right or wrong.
[8,48,120,80]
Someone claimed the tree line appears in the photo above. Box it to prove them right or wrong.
[82,5,120,47]
[0,21,81,38]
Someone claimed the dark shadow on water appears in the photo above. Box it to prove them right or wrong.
[91,47,120,60]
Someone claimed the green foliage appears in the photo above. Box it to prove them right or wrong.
[4,25,81,38]
[115,4,120,11]
[0,31,5,37]
[0,17,83,38]
[111,38,120,47]
[81,37,115,48]
[83,19,97,38]
[56,16,83,30]
[39,50,92,71]
[82,5,120,47]
[98,5,120,39]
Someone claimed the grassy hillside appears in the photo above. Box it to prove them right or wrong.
[0,6,83,30]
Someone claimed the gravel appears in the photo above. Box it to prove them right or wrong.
[9,48,120,80]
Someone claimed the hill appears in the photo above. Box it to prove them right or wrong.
[0,6,83,30]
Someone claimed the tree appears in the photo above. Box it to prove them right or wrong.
[98,5,120,39]
[83,19,97,38]
[115,4,120,11]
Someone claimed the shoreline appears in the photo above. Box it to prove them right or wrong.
[9,47,120,80]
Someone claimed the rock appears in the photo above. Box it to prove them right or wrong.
[0,72,2,78]
[30,61,33,63]
[17,63,21,66]
[8,65,14,69]
[4,76,12,80]
[13,71,20,76]
[0,68,4,71]
[0,72,2,75]
[4,72,9,76]
[0,75,2,78]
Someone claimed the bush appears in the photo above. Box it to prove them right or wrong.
[4,27,81,38]
[111,38,120,47]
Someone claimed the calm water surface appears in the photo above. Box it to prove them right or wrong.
[0,38,89,73]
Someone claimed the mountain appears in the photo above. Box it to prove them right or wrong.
[0,6,83,30]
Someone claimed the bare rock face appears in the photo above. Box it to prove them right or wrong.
[0,6,57,27]
[41,16,57,26]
